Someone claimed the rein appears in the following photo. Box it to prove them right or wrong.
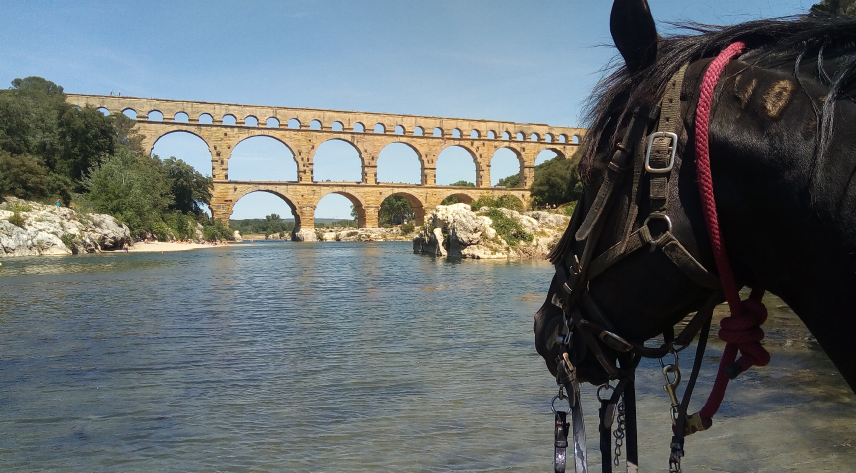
[545,42,771,473]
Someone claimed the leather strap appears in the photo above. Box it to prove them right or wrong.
[648,64,687,213]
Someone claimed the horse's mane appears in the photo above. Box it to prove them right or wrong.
[579,14,856,181]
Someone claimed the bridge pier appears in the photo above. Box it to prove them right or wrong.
[363,205,379,228]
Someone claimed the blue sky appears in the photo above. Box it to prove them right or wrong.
[1,0,813,219]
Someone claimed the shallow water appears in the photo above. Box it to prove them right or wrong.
[0,242,853,472]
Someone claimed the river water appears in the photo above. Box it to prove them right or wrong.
[0,242,853,472]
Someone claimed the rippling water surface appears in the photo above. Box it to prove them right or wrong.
[1,242,854,472]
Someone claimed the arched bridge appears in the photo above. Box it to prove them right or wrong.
[66,94,583,231]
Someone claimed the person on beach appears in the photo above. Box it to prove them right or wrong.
[123,242,129,253]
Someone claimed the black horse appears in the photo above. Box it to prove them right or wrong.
[536,0,856,401]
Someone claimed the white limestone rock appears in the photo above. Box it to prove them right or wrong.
[0,197,131,257]
[413,204,569,260]
[292,228,318,242]
[232,230,243,242]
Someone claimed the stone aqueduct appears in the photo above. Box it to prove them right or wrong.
[66,94,584,232]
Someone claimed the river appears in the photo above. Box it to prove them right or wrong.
[1,242,853,472]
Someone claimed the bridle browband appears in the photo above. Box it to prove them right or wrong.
[544,63,727,473]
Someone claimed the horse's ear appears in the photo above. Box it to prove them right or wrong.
[610,0,658,73]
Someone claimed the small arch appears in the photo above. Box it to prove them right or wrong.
[545,133,553,143]
[394,125,405,135]
[222,114,237,126]
[502,131,511,140]
[413,126,424,136]
[332,121,344,131]
[96,107,110,116]
[433,127,443,137]
[452,128,462,138]
[122,108,137,119]
[530,133,540,142]
[374,123,386,134]
[487,130,496,139]
[470,129,480,139]
[558,134,567,143]
[516,132,525,141]
[309,119,322,130]
[572,134,581,144]
[380,192,425,226]
[288,118,301,129]
[198,113,213,124]
[148,110,164,121]
[266,117,280,128]
[244,116,259,127]
[174,112,189,123]
[354,122,365,132]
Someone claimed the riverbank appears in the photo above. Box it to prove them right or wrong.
[124,241,231,253]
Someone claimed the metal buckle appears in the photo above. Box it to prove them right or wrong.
[645,131,678,173]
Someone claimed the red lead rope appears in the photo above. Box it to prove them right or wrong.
[692,42,771,422]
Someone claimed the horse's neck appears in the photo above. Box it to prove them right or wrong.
[708,63,856,392]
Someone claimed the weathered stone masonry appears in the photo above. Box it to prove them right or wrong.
[66,94,584,231]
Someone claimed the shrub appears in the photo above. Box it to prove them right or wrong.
[562,201,577,217]
[8,211,26,227]
[471,194,524,212]
[400,222,415,235]
[482,208,533,247]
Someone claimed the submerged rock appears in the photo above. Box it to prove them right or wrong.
[413,204,570,260]
[0,197,131,257]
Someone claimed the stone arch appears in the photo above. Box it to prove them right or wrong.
[266,117,280,128]
[97,107,110,116]
[487,130,496,139]
[452,128,462,138]
[148,110,164,121]
[381,190,426,225]
[223,114,237,125]
[572,134,581,144]
[490,147,524,187]
[314,190,368,227]
[413,126,424,136]
[354,122,365,132]
[377,142,423,185]
[501,131,511,140]
[229,188,301,228]
[545,133,553,143]
[394,125,405,135]
[288,118,301,129]
[230,134,299,181]
[516,132,525,141]
[122,108,137,119]
[312,138,364,182]
[530,132,540,142]
[536,148,567,165]
[433,127,443,137]
[436,190,476,206]
[150,129,212,158]
[373,123,386,133]
[436,144,480,186]
[332,121,344,131]
[558,134,567,143]
[198,113,213,124]
[470,129,480,138]
[244,115,259,126]
[174,112,189,123]
[309,119,322,130]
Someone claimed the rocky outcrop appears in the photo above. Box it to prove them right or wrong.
[0,198,131,257]
[232,230,243,242]
[413,203,570,259]
[292,228,318,242]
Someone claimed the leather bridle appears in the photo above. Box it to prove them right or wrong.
[541,65,727,473]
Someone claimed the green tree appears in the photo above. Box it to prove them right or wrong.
[11,77,65,98]
[529,156,582,207]
[440,195,463,205]
[496,173,521,188]
[0,151,50,200]
[450,180,475,187]
[160,156,212,214]
[811,0,856,15]
[82,148,173,235]
[379,195,415,224]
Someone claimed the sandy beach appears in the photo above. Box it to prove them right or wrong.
[126,241,232,253]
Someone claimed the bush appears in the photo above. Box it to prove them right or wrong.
[482,208,533,247]
[400,222,415,234]
[440,195,463,205]
[202,219,231,241]
[7,211,26,227]
[471,194,524,212]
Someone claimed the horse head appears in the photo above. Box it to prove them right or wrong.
[535,0,856,391]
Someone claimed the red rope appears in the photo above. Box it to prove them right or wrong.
[692,42,771,421]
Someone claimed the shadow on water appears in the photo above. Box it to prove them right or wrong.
[0,242,853,471]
